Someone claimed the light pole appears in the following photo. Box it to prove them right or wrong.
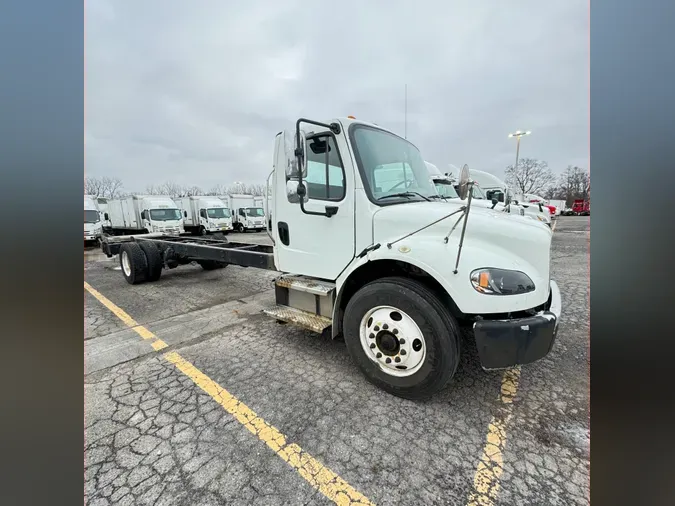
[508,130,531,172]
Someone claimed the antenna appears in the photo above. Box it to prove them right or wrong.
[404,84,408,139]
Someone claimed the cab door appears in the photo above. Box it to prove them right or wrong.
[273,129,355,280]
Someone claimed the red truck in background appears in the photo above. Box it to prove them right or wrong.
[572,199,590,216]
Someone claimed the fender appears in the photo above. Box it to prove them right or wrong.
[331,248,461,339]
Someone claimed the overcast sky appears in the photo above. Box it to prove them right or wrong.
[86,0,588,193]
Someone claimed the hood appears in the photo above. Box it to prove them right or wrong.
[371,201,552,288]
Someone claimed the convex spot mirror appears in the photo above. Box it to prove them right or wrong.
[457,164,471,200]
[286,180,309,204]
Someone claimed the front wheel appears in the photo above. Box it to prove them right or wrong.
[343,277,460,400]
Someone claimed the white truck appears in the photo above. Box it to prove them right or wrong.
[177,196,233,235]
[469,170,552,227]
[102,117,561,400]
[225,194,266,232]
[84,195,103,243]
[104,195,185,236]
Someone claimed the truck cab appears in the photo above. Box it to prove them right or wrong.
[267,117,560,397]
[84,196,103,243]
[469,170,552,227]
[137,196,185,234]
[179,196,233,235]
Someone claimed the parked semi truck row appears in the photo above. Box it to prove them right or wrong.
[176,196,233,235]
[426,164,553,227]
[101,116,561,400]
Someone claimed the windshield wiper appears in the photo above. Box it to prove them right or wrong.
[377,191,430,202]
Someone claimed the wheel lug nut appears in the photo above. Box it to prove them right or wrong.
[395,357,401,363]
[374,326,380,332]
[400,349,407,355]
[399,338,405,345]
[385,358,392,364]
[393,329,399,334]
[370,343,376,349]
[376,352,382,358]
[369,333,375,339]
[383,323,389,330]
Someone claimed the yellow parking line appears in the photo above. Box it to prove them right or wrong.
[552,220,557,232]
[84,281,374,506]
[466,367,521,506]
[84,281,169,349]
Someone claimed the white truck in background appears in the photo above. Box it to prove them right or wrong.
[104,195,185,236]
[103,116,561,400]
[84,195,103,244]
[469,170,552,227]
[177,196,233,235]
[224,194,266,232]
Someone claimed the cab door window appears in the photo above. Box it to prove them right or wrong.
[304,134,345,201]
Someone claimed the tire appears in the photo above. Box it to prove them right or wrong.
[119,243,148,285]
[138,241,162,282]
[343,276,460,400]
[237,223,245,233]
[197,260,227,270]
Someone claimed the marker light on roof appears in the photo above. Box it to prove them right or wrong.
[347,115,356,119]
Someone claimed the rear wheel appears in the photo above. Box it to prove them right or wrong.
[236,223,245,233]
[138,241,162,282]
[119,243,148,285]
[343,277,460,400]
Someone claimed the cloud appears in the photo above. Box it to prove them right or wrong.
[86,0,588,192]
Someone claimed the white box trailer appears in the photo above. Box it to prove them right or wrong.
[105,195,185,235]
[177,196,233,235]
[221,194,266,233]
[84,195,103,243]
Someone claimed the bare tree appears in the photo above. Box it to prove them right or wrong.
[207,184,227,196]
[557,166,590,206]
[504,158,555,195]
[184,185,204,197]
[85,176,124,198]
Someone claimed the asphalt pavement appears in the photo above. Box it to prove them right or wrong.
[84,217,590,506]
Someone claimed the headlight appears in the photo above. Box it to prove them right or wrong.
[470,268,535,295]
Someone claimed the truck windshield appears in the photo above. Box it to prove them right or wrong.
[84,210,100,223]
[433,181,459,199]
[207,208,231,219]
[245,208,264,217]
[149,209,182,221]
[349,124,437,204]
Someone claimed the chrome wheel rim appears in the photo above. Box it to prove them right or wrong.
[359,305,426,377]
[121,250,131,277]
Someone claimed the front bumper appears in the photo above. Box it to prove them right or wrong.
[473,280,561,370]
[84,234,100,241]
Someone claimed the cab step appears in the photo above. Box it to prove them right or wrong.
[273,274,336,318]
[274,275,336,296]
[262,305,332,334]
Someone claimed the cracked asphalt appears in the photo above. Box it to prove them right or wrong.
[84,218,590,505]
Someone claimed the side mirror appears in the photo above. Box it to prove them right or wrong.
[104,213,109,221]
[498,193,505,202]
[491,197,499,206]
[185,210,189,218]
[284,129,308,179]
[141,210,147,220]
[199,209,205,218]
[286,180,309,204]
